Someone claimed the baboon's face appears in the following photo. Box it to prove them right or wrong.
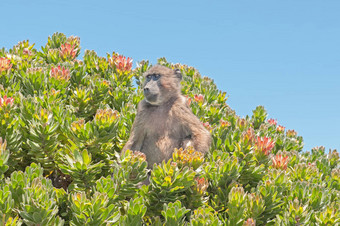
[143,73,161,104]
[143,65,182,106]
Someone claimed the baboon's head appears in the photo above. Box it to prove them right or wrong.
[143,65,182,105]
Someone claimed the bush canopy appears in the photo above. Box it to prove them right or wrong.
[0,33,339,225]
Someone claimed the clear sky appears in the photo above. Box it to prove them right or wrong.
[1,0,339,151]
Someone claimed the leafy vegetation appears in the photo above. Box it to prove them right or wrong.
[0,33,339,225]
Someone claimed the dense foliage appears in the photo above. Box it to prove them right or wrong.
[0,33,339,225]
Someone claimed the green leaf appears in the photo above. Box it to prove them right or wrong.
[82,149,91,165]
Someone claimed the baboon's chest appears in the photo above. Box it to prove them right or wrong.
[142,107,182,138]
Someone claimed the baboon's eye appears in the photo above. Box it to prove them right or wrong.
[152,74,161,81]
[146,75,152,82]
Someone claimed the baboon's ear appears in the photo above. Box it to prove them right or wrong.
[174,69,182,80]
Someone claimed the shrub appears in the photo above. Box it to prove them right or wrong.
[0,33,338,225]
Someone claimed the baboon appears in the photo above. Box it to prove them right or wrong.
[123,65,211,168]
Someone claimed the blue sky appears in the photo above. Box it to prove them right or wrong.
[1,0,339,151]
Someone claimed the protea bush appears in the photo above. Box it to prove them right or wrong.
[0,32,339,225]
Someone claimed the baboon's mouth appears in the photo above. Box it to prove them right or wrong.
[144,93,158,104]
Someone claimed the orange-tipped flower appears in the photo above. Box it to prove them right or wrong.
[254,136,275,155]
[130,151,147,163]
[220,119,231,128]
[276,125,285,133]
[0,57,12,73]
[237,118,247,130]
[71,119,85,132]
[242,127,255,146]
[272,154,289,170]
[94,108,119,125]
[0,137,7,153]
[34,108,50,124]
[173,146,205,170]
[286,129,297,137]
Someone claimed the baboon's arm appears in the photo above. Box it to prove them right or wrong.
[177,106,211,153]
[122,114,145,152]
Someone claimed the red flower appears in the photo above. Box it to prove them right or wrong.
[0,96,14,107]
[203,122,212,131]
[187,98,192,106]
[23,48,32,56]
[244,218,256,226]
[195,177,208,193]
[185,96,192,107]
[267,118,277,126]
[254,136,275,155]
[59,43,77,60]
[0,57,12,73]
[50,66,70,81]
[272,154,289,170]
[116,55,132,72]
[109,53,132,72]
[194,94,204,103]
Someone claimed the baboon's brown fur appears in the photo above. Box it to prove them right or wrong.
[123,65,211,168]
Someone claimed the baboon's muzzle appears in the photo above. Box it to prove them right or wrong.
[144,80,160,104]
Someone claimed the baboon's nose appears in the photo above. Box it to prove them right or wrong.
[144,87,150,94]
